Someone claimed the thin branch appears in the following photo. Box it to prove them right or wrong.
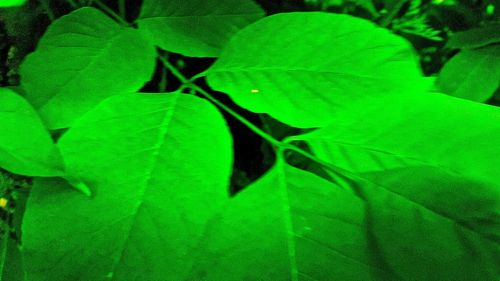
[93,0,128,26]
[40,0,55,21]
[118,0,126,19]
[157,54,347,175]
[67,0,79,8]
[380,0,406,27]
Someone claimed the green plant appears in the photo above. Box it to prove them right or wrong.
[0,0,499,280]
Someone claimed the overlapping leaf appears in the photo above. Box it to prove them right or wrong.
[436,45,500,102]
[301,92,500,189]
[189,160,498,280]
[21,92,233,281]
[294,92,500,279]
[138,0,265,57]
[206,12,429,128]
[447,23,500,50]
[0,0,26,7]
[0,88,62,177]
[20,7,156,129]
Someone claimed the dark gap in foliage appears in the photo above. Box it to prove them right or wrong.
[140,51,276,195]
[254,0,308,14]
[0,169,30,243]
[201,88,276,196]
[0,20,9,86]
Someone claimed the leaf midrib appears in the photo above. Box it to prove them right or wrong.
[109,94,180,280]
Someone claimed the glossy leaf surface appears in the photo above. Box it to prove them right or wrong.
[206,12,428,128]
[138,0,265,57]
[436,45,500,102]
[20,7,156,129]
[0,88,62,177]
[22,93,233,281]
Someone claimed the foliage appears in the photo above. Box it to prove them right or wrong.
[0,0,499,280]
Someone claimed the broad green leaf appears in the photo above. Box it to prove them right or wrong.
[20,7,156,129]
[189,162,499,280]
[301,92,500,190]
[138,0,265,57]
[22,92,233,281]
[206,12,428,128]
[295,92,500,279]
[436,45,500,102]
[0,0,26,7]
[0,88,63,177]
[447,23,500,49]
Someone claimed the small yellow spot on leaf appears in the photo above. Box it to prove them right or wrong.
[251,89,259,93]
[0,198,8,209]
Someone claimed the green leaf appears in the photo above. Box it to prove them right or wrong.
[295,92,500,278]
[20,7,156,129]
[188,162,386,281]
[137,0,265,57]
[0,88,63,177]
[447,23,500,50]
[301,92,500,190]
[436,45,500,102]
[190,161,499,280]
[0,235,24,281]
[22,92,233,281]
[0,0,26,7]
[206,12,428,128]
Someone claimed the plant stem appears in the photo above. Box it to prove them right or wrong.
[158,55,191,84]
[67,0,79,8]
[380,0,406,27]
[118,0,126,19]
[40,0,55,21]
[191,83,283,148]
[157,55,343,173]
[93,0,128,26]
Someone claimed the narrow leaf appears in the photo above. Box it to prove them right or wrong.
[22,92,233,281]
[436,45,500,102]
[20,7,156,129]
[0,88,63,177]
[138,0,265,57]
[206,12,429,128]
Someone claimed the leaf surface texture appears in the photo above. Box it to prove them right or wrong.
[436,45,500,102]
[0,88,62,176]
[21,92,233,281]
[20,7,156,129]
[138,0,265,57]
[206,12,428,128]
